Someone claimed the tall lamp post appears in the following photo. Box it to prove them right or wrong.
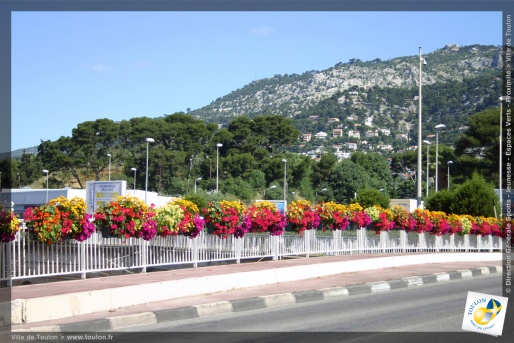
[263,185,277,199]
[194,177,202,194]
[315,188,327,205]
[435,123,446,192]
[131,168,137,195]
[282,159,287,202]
[423,140,431,197]
[145,138,154,204]
[107,153,111,181]
[417,47,427,208]
[447,161,453,189]
[216,143,223,193]
[42,169,49,203]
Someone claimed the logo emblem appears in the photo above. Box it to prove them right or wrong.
[462,292,508,337]
[473,299,502,325]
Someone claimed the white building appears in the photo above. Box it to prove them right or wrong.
[348,130,361,139]
[315,131,328,140]
[1,187,172,216]
[345,142,358,150]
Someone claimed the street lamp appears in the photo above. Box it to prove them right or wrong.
[417,47,427,208]
[264,185,277,198]
[447,161,453,189]
[107,153,111,181]
[17,173,20,188]
[435,123,446,192]
[216,143,223,193]
[131,168,137,195]
[145,138,154,204]
[423,140,431,197]
[194,177,202,194]
[42,169,49,203]
[282,159,287,202]
[315,188,327,205]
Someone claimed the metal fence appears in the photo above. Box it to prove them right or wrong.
[0,226,502,287]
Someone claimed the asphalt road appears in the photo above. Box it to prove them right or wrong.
[102,273,512,343]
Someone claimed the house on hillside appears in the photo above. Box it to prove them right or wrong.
[345,142,358,150]
[332,128,343,138]
[348,130,360,139]
[302,133,312,142]
[315,132,328,140]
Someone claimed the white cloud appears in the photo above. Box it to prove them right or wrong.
[251,26,275,37]
[92,64,114,73]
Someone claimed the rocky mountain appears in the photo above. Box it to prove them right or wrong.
[191,44,501,125]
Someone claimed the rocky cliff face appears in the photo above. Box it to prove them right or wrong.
[191,45,500,121]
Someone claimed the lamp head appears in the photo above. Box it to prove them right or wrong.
[435,124,446,130]
[196,177,202,181]
[423,140,431,145]
[131,168,137,171]
[282,159,287,163]
[146,138,155,143]
[42,169,49,174]
[216,143,223,148]
[447,161,454,165]
[107,153,111,157]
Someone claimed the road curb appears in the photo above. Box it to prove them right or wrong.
[12,265,502,333]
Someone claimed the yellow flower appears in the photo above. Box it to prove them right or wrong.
[171,199,200,214]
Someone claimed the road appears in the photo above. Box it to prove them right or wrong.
[103,273,512,343]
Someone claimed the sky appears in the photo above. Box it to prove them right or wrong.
[11,10,502,151]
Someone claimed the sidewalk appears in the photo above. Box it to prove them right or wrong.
[6,252,502,332]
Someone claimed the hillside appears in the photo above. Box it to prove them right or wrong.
[190,44,502,143]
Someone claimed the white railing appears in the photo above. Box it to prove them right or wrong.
[0,226,503,286]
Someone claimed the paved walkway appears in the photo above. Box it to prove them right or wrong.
[4,252,503,332]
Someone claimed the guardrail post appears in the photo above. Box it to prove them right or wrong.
[80,241,86,279]
[400,230,407,252]
[235,237,241,264]
[7,242,12,287]
[380,231,388,253]
[193,235,199,268]
[142,240,147,273]
[271,235,279,261]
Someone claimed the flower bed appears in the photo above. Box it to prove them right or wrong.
[202,200,247,238]
[0,207,20,242]
[24,196,94,245]
[246,201,286,236]
[287,200,320,235]
[13,195,510,244]
[315,201,349,231]
[93,195,157,240]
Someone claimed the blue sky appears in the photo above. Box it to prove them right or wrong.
[11,11,501,151]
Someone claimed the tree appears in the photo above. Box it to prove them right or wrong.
[450,173,499,217]
[454,107,499,185]
[425,189,454,214]
[355,188,391,208]
[328,159,371,204]
[351,151,392,191]
[312,153,337,188]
